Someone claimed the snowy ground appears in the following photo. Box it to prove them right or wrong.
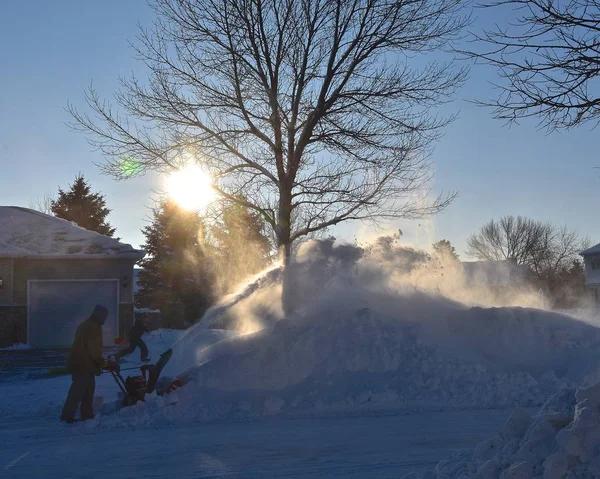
[4,239,600,477]
[1,401,515,478]
[1,329,517,478]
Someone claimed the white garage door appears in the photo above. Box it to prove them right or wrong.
[28,280,119,348]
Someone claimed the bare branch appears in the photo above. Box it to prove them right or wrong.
[466,0,600,130]
[69,0,470,258]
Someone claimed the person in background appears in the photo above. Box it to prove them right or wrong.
[60,304,108,424]
[115,316,150,362]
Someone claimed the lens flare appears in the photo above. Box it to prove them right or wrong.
[167,165,216,211]
[119,157,142,177]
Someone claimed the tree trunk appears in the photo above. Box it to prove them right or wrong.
[278,189,294,315]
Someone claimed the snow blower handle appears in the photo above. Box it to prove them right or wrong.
[140,364,153,381]
[103,358,120,373]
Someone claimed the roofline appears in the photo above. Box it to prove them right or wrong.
[0,252,145,260]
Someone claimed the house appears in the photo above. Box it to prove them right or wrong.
[580,243,600,306]
[0,206,144,348]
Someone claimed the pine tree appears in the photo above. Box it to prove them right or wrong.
[432,239,459,261]
[208,202,273,293]
[50,174,117,237]
[136,199,215,327]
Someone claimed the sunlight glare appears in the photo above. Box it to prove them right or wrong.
[167,165,216,211]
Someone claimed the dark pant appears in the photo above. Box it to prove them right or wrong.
[61,373,95,420]
[116,337,148,360]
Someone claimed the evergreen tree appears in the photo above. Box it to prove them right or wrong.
[136,199,215,327]
[51,174,117,237]
[208,202,273,293]
[433,239,459,261]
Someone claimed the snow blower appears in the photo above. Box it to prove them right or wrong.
[104,348,177,407]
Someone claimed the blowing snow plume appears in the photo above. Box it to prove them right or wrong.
[127,237,600,426]
[203,236,546,334]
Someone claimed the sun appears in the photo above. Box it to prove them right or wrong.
[167,165,216,211]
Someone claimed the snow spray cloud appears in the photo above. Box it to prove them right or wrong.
[198,262,284,333]
[201,236,547,334]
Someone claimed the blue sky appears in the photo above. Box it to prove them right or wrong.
[1,1,598,256]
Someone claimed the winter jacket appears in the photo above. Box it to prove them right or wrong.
[128,319,148,341]
[66,317,104,376]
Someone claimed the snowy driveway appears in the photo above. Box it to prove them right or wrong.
[1,408,513,478]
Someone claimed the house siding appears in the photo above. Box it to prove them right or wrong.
[0,259,14,305]
[583,254,600,286]
[0,306,26,347]
[13,258,136,305]
[0,258,137,346]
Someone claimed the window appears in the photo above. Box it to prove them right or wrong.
[0,276,3,288]
[591,257,600,270]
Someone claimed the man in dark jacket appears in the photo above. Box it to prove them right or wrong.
[60,304,107,423]
[115,317,150,362]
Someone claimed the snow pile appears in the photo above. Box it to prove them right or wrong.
[406,383,600,479]
[78,238,600,426]
[182,305,600,394]
[7,238,595,429]
[0,206,142,256]
[160,327,239,379]
[89,303,600,428]
[0,343,30,351]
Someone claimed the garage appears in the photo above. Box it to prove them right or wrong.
[27,280,119,348]
[0,206,144,348]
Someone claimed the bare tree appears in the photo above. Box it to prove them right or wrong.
[29,192,54,215]
[69,0,469,266]
[467,216,589,295]
[530,225,590,282]
[467,0,600,130]
[467,216,548,266]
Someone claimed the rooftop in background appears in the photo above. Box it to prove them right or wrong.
[0,206,144,259]
[580,244,600,256]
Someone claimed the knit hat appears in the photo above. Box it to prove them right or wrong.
[91,304,108,324]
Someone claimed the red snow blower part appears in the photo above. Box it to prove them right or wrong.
[104,349,177,407]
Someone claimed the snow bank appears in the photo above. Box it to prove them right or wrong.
[160,327,239,379]
[406,382,600,479]
[7,238,600,431]
[0,343,30,351]
[64,239,599,428]
[0,206,142,256]
[44,242,588,428]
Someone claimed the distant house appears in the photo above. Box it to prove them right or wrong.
[580,243,600,306]
[0,207,144,348]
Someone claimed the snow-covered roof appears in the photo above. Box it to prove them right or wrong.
[580,243,600,256]
[0,206,144,259]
